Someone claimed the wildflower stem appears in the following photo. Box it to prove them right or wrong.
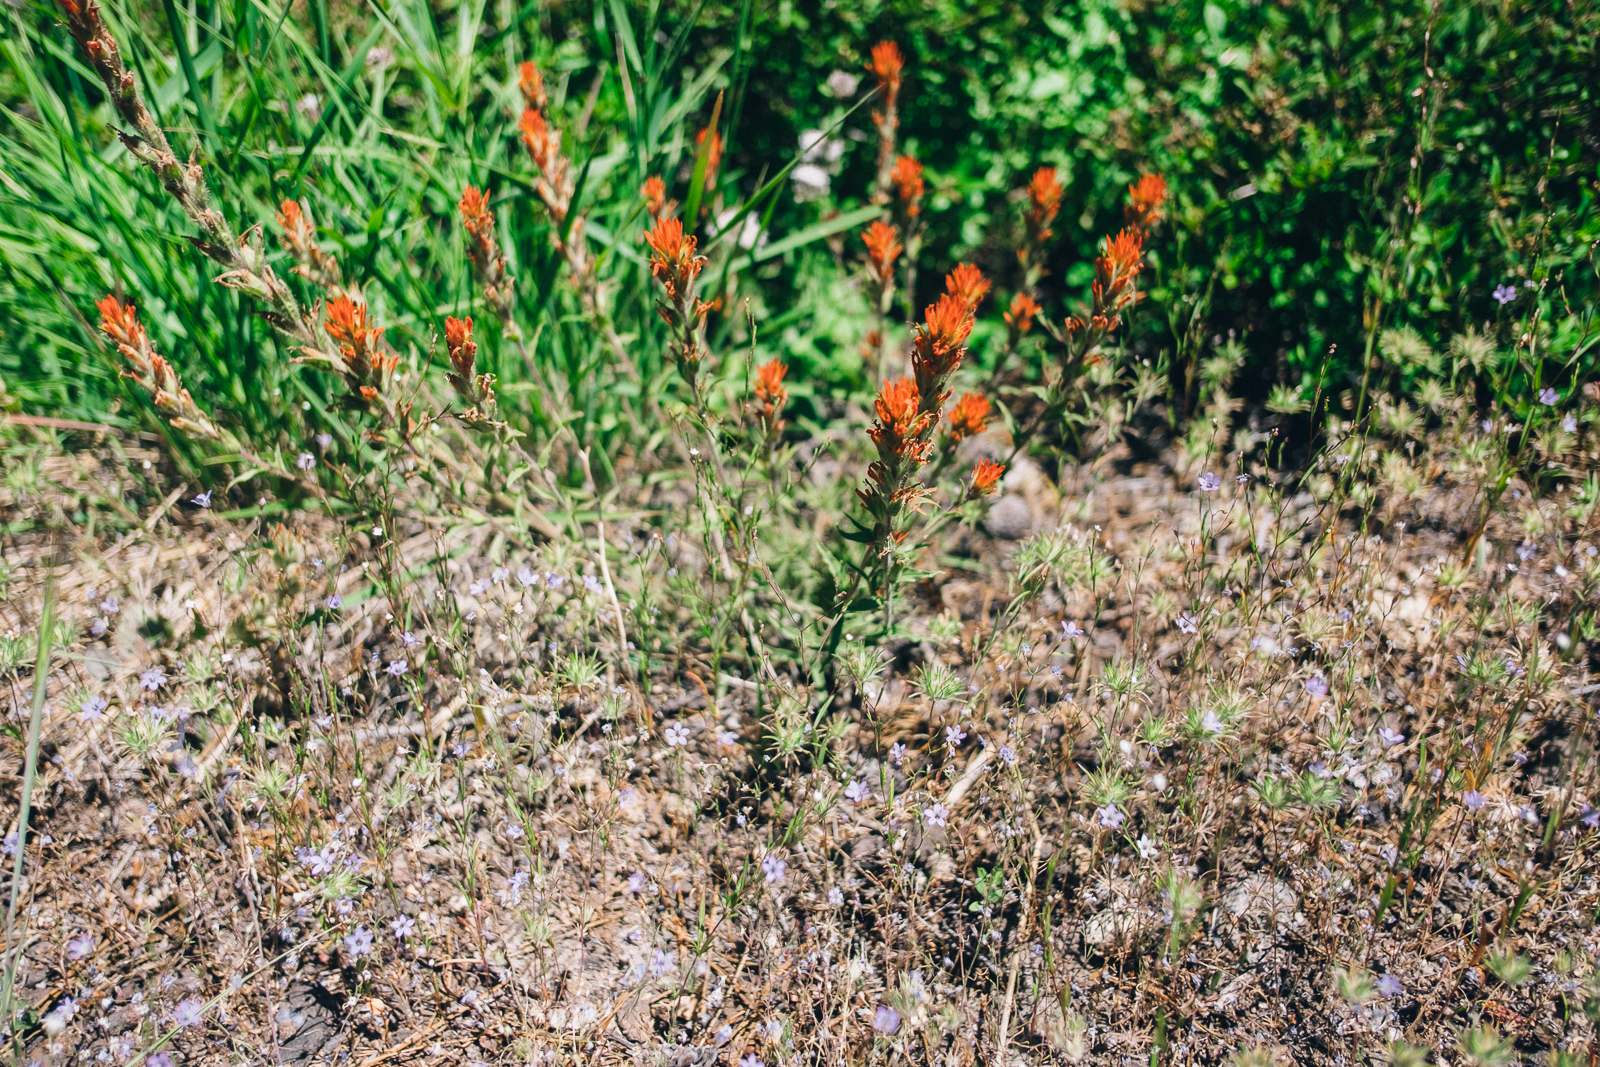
[1,577,53,1038]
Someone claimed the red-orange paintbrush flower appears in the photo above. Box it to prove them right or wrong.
[970,458,1005,496]
[944,263,991,314]
[1005,293,1042,336]
[890,156,924,216]
[862,220,903,288]
[1125,173,1168,234]
[947,393,991,442]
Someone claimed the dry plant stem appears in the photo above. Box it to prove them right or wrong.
[578,449,631,678]
[56,0,339,366]
[0,580,53,1038]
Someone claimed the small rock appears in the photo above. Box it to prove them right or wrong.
[984,495,1033,540]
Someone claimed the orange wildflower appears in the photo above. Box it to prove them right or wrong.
[947,393,991,442]
[643,176,668,219]
[1125,173,1168,233]
[755,360,788,413]
[518,61,547,111]
[1004,293,1042,336]
[645,216,706,300]
[890,156,924,215]
[444,315,493,416]
[868,41,905,92]
[695,126,723,192]
[519,109,560,178]
[276,198,342,291]
[944,263,991,313]
[862,220,903,287]
[458,185,494,238]
[970,458,1005,496]
[324,297,395,398]
[1094,228,1145,310]
[96,295,222,440]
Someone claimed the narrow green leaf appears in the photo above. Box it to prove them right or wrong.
[681,88,722,227]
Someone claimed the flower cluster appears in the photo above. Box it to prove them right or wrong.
[1021,166,1064,268]
[1062,228,1146,342]
[276,199,344,293]
[444,316,495,420]
[1005,292,1042,343]
[97,296,224,441]
[867,41,906,200]
[324,296,397,405]
[642,176,676,221]
[890,156,924,218]
[458,185,518,333]
[754,360,789,436]
[946,393,991,443]
[944,263,991,314]
[862,220,903,294]
[1125,173,1169,235]
[645,216,712,388]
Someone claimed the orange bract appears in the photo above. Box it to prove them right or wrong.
[444,316,473,355]
[971,458,1005,495]
[873,377,921,436]
[695,127,723,191]
[97,294,144,351]
[1126,173,1168,232]
[862,220,903,284]
[921,292,975,355]
[947,393,991,442]
[643,176,667,218]
[518,61,546,111]
[458,185,494,237]
[1028,167,1064,229]
[890,156,924,214]
[868,41,905,90]
[756,360,788,406]
[1005,293,1042,335]
[944,263,991,313]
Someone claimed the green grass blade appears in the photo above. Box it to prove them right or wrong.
[680,87,721,227]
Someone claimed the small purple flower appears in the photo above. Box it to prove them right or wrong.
[79,696,108,721]
[315,433,333,449]
[66,932,94,960]
[740,1056,764,1067]
[140,667,167,691]
[1303,676,1329,698]
[717,729,739,745]
[1197,472,1222,492]
[889,742,906,764]
[1537,387,1559,406]
[326,595,342,610]
[1492,283,1517,305]
[649,947,676,976]
[344,927,373,957]
[401,631,422,647]
[923,802,950,828]
[762,855,787,883]
[1377,973,1403,998]
[1463,790,1485,811]
[583,575,604,595]
[386,659,407,676]
[100,596,120,614]
[172,998,203,1028]
[1060,620,1085,640]
[715,1025,734,1046]
[391,914,416,939]
[999,744,1018,767]
[1235,473,1249,485]
[873,1004,901,1034]
[297,452,316,471]
[191,490,213,508]
[1096,803,1124,830]
[945,724,967,748]
[546,573,564,589]
[1378,727,1405,747]
[664,723,690,747]
[828,887,845,905]
[1579,805,1600,829]
[845,780,870,803]
[1176,612,1198,635]
[627,871,647,894]
[148,1054,174,1067]
[1562,415,1577,432]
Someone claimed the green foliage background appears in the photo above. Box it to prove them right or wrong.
[1,0,1595,453]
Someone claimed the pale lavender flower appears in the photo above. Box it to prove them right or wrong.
[1304,676,1329,698]
[627,871,647,894]
[172,998,203,1028]
[1136,834,1158,859]
[344,927,373,957]
[873,1005,901,1034]
[1176,612,1198,635]
[325,595,342,610]
[945,724,967,748]
[845,780,870,803]
[999,744,1018,767]
[391,914,415,939]
[100,596,119,614]
[1537,387,1559,406]
[889,742,906,764]
[1377,974,1403,997]
[923,802,950,828]
[1492,283,1517,304]
[517,568,537,587]
[741,1056,764,1067]
[386,659,407,676]
[1562,415,1577,432]
[1096,803,1124,829]
[717,729,739,745]
[66,933,94,960]
[491,567,509,584]
[191,490,213,508]
[79,696,107,721]
[148,1054,173,1067]
[762,855,787,883]
[1463,790,1485,811]
[1579,805,1599,829]
[583,575,604,595]
[664,723,690,747]
[296,452,316,471]
[139,667,167,691]
[1197,472,1222,492]
[401,631,422,647]
[315,433,333,449]
[1378,727,1405,747]
[1060,620,1084,640]
[828,887,845,905]
[546,574,564,589]
[715,1024,734,1046]
[649,947,675,976]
